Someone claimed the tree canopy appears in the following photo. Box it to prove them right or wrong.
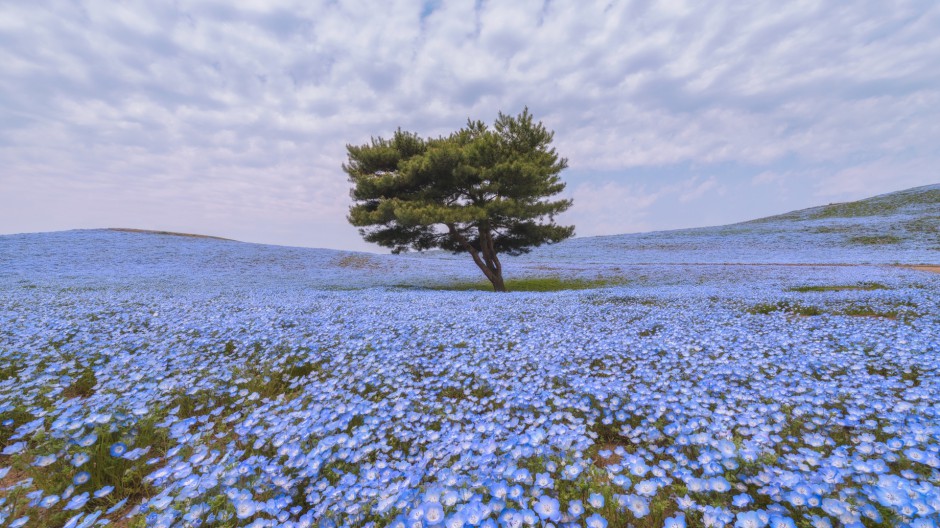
[343,108,574,291]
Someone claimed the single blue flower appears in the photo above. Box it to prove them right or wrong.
[109,442,127,457]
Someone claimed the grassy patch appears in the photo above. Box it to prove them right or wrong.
[809,187,940,219]
[788,282,888,292]
[5,413,171,527]
[748,301,903,319]
[903,215,940,234]
[0,356,25,382]
[848,235,902,245]
[748,302,822,316]
[841,306,898,319]
[590,295,662,307]
[62,367,98,399]
[428,277,624,292]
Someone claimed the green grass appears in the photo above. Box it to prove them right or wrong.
[788,282,888,292]
[748,302,822,316]
[4,411,172,527]
[748,301,904,319]
[848,235,902,245]
[809,187,940,219]
[426,277,624,292]
[841,306,899,319]
[903,215,940,234]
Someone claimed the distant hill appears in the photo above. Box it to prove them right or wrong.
[1,185,937,291]
[752,184,940,223]
[524,184,939,266]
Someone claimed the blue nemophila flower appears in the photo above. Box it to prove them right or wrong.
[519,509,537,526]
[585,513,607,528]
[498,508,522,528]
[73,471,91,486]
[664,513,686,528]
[587,493,604,509]
[9,517,30,528]
[75,432,97,447]
[489,480,508,498]
[106,497,128,515]
[32,454,57,467]
[109,442,127,457]
[568,499,584,518]
[733,493,753,507]
[622,494,649,518]
[533,495,560,521]
[768,514,797,528]
[445,512,465,528]
[63,492,89,510]
[150,493,174,511]
[703,506,734,527]
[422,502,445,524]
[634,479,657,496]
[71,452,90,467]
[734,511,765,528]
[441,488,459,507]
[534,472,553,488]
[234,498,256,519]
[39,495,60,508]
[507,484,524,502]
[93,485,114,498]
[676,495,695,510]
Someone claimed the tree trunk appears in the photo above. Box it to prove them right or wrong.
[488,272,507,292]
[447,223,508,292]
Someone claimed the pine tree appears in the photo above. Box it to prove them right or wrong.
[344,108,574,292]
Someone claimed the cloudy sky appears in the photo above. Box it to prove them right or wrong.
[2,1,938,251]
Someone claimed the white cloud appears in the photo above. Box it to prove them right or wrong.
[813,158,939,200]
[563,182,660,237]
[1,0,938,248]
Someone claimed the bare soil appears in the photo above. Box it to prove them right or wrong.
[902,265,940,274]
[108,228,234,241]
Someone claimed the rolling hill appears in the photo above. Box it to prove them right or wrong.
[0,184,937,291]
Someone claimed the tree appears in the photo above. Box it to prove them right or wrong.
[343,108,575,292]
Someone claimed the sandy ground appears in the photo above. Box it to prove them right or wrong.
[903,265,940,274]
[108,228,234,241]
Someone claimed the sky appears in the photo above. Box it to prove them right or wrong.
[1,1,938,252]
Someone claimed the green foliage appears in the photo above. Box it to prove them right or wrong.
[903,215,940,234]
[788,282,888,292]
[748,302,822,316]
[344,108,575,291]
[748,301,903,319]
[809,187,940,219]
[63,367,97,399]
[848,235,902,245]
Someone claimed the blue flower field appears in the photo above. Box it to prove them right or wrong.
[1,186,938,527]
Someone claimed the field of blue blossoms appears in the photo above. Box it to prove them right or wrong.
[1,188,939,528]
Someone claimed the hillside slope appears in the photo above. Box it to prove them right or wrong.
[521,183,939,266]
[0,185,936,290]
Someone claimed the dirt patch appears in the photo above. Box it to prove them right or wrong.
[903,265,940,274]
[107,502,143,528]
[0,465,30,490]
[335,254,382,269]
[108,228,235,241]
[591,442,626,468]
